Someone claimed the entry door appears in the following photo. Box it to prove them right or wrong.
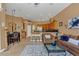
[0,24,1,49]
[27,24,32,37]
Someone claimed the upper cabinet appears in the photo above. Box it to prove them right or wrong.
[42,20,58,32]
[32,24,42,33]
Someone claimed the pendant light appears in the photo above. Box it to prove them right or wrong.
[12,8,15,32]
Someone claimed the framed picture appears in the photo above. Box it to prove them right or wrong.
[68,17,79,28]
[59,21,63,26]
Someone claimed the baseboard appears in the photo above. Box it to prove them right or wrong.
[0,48,6,53]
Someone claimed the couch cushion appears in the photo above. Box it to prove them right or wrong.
[60,35,69,41]
[68,38,79,46]
[45,34,51,39]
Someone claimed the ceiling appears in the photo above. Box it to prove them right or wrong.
[3,3,71,21]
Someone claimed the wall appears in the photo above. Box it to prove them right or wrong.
[0,3,8,49]
[0,11,7,49]
[0,3,2,49]
[51,3,79,36]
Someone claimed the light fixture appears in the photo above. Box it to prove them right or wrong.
[34,3,40,7]
[34,3,40,5]
[11,8,15,32]
[1,22,5,27]
[49,3,54,5]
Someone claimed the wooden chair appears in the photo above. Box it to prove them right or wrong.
[42,33,53,44]
[7,32,20,45]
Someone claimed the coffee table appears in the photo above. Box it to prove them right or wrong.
[44,44,66,56]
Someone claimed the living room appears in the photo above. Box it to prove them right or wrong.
[0,3,79,56]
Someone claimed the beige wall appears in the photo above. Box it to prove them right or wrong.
[0,11,7,49]
[51,3,79,36]
[0,3,8,49]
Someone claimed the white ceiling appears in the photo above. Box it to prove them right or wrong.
[3,3,71,21]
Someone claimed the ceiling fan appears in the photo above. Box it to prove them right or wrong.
[34,3,53,5]
[34,3,40,5]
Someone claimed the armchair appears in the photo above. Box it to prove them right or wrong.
[42,33,66,56]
